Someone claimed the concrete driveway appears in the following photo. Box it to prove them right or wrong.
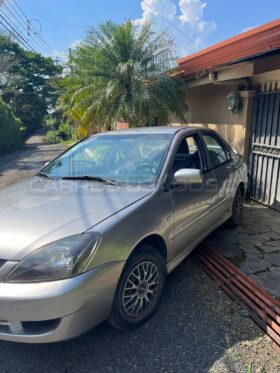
[206,202,280,300]
[0,131,279,372]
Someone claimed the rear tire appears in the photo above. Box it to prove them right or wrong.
[227,186,244,228]
[108,245,166,331]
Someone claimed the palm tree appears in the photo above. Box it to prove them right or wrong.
[65,21,187,131]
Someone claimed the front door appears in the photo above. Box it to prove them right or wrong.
[170,134,218,259]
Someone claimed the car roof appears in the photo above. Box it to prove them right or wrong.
[97,126,204,135]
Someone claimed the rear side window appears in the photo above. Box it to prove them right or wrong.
[203,134,231,169]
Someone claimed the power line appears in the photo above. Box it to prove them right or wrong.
[0,12,35,52]
[143,1,201,49]
[29,31,52,54]
[0,7,41,52]
[0,19,33,52]
[1,0,60,59]
[6,0,58,57]
[27,18,42,36]
[0,0,38,52]
[6,0,47,51]
[1,1,45,53]
[33,34,53,54]
[5,0,27,29]
[10,0,28,22]
[37,35,56,55]
[25,18,54,55]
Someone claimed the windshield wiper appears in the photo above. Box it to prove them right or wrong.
[37,172,54,180]
[61,175,120,186]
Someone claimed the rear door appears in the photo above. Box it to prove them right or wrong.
[201,132,235,217]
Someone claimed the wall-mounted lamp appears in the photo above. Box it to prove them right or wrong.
[227,91,243,115]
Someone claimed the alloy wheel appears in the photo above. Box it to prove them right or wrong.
[121,261,160,318]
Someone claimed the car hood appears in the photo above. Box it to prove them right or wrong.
[0,178,152,260]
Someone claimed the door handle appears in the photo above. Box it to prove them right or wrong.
[206,177,216,185]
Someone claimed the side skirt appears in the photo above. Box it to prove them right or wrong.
[166,212,231,274]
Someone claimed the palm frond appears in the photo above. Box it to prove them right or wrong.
[60,20,187,132]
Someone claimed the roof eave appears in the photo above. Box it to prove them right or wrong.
[177,18,280,80]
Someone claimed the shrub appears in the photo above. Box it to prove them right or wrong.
[45,116,61,130]
[44,130,60,144]
[0,98,22,155]
[57,122,72,140]
[44,122,73,144]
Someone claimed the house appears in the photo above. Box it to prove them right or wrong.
[176,19,280,211]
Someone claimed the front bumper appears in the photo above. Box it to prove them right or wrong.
[0,261,125,343]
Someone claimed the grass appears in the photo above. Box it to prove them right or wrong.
[246,362,252,373]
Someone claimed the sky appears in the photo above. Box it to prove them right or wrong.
[13,0,280,60]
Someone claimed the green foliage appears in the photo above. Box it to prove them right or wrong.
[45,114,62,130]
[60,21,187,133]
[12,87,48,134]
[0,34,62,136]
[44,122,73,144]
[0,97,22,155]
[44,130,60,144]
[56,122,72,140]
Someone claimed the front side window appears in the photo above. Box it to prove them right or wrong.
[173,135,202,172]
[203,134,231,169]
[42,134,172,185]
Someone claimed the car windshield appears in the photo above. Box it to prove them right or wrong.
[42,133,172,185]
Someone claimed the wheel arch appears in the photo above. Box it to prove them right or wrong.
[108,233,167,329]
[129,234,168,263]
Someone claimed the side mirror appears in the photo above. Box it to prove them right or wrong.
[173,169,202,185]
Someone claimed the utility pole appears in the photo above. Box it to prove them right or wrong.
[69,47,73,74]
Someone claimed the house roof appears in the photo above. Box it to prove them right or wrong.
[177,19,280,80]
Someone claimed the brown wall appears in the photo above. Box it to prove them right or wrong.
[186,122,245,155]
[186,83,243,125]
[185,83,247,155]
[177,63,280,158]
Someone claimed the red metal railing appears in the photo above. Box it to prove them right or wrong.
[193,244,280,352]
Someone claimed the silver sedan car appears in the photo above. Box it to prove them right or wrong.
[0,126,248,343]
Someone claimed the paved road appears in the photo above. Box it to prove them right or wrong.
[0,128,65,189]
[0,132,279,373]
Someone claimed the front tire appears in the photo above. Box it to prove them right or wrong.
[108,245,166,330]
[227,186,244,228]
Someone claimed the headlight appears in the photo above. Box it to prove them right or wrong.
[6,232,100,283]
